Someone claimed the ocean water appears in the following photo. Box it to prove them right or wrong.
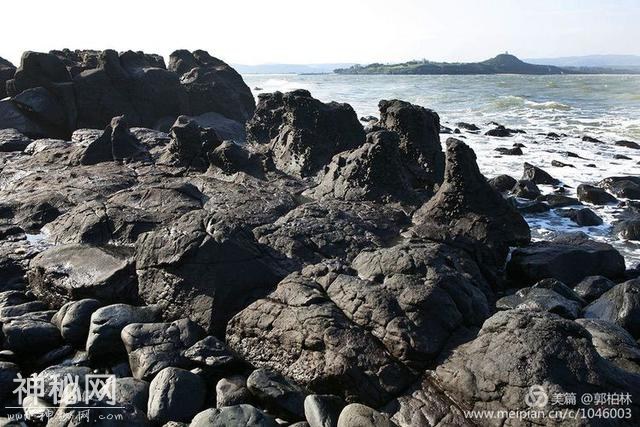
[243,74,640,265]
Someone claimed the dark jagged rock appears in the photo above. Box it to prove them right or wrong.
[551,159,575,168]
[135,210,285,335]
[507,233,626,286]
[191,111,246,142]
[168,49,255,122]
[208,141,268,177]
[0,98,53,137]
[496,287,581,319]
[485,125,515,137]
[157,115,221,170]
[573,275,616,303]
[412,138,530,267]
[598,176,640,199]
[511,179,541,199]
[614,154,631,160]
[455,122,479,131]
[377,99,444,190]
[583,280,640,338]
[559,207,603,226]
[487,174,517,193]
[28,244,138,307]
[522,162,560,185]
[436,310,640,421]
[0,56,16,99]
[583,135,604,143]
[495,146,522,155]
[12,86,67,133]
[122,318,205,380]
[183,335,235,369]
[311,130,416,203]
[577,184,618,205]
[246,89,365,177]
[247,368,307,421]
[77,115,148,165]
[541,194,581,208]
[614,218,640,240]
[575,319,640,374]
[226,268,416,407]
[615,140,640,149]
[0,128,32,152]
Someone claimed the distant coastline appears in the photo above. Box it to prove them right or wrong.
[334,53,640,75]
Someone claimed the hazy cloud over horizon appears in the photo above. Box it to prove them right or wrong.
[2,0,638,65]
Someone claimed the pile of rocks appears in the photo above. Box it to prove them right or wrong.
[1,50,640,427]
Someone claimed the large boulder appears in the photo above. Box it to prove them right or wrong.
[377,99,444,190]
[575,319,640,374]
[147,367,206,424]
[0,56,15,99]
[507,233,625,286]
[27,244,138,307]
[598,176,640,200]
[168,49,255,122]
[311,130,417,203]
[51,298,102,347]
[190,405,278,427]
[135,210,284,335]
[412,138,530,269]
[435,310,640,424]
[157,115,221,171]
[246,89,365,177]
[247,368,308,421]
[226,268,416,407]
[77,115,149,165]
[71,49,188,129]
[582,280,640,338]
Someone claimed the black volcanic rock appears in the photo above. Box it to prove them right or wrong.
[157,115,221,171]
[598,176,640,199]
[522,162,560,185]
[246,89,365,177]
[583,280,640,338]
[311,130,416,203]
[168,49,255,122]
[506,233,626,285]
[77,115,149,165]
[436,310,640,420]
[577,184,618,205]
[377,99,444,190]
[559,208,603,226]
[412,138,530,267]
[0,56,16,99]
[488,174,517,192]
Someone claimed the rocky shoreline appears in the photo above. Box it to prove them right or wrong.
[1,50,639,426]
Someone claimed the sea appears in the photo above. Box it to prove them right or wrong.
[243,73,640,265]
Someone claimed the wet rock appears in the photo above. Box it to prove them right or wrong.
[247,368,307,421]
[216,375,252,408]
[157,115,221,170]
[506,232,625,285]
[598,176,640,200]
[104,376,150,412]
[582,135,604,143]
[542,194,581,208]
[226,269,415,407]
[551,159,575,168]
[246,89,364,177]
[615,140,640,149]
[511,179,541,199]
[86,304,160,361]
[28,244,138,307]
[304,394,345,427]
[190,405,278,427]
[51,299,102,347]
[614,219,640,240]
[577,184,617,205]
[208,141,268,177]
[148,367,206,424]
[532,278,586,305]
[575,319,640,374]
[377,99,444,190]
[436,310,640,419]
[614,154,631,160]
[455,122,479,131]
[522,162,560,185]
[0,129,32,152]
[77,116,149,165]
[495,146,522,155]
[168,49,255,122]
[559,207,603,226]
[487,174,517,193]
[337,404,396,427]
[573,276,616,303]
[511,198,550,214]
[121,318,205,380]
[311,130,416,203]
[582,280,640,338]
[412,138,530,267]
[135,210,284,335]
[485,125,513,137]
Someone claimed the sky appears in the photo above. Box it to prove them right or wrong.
[2,0,639,66]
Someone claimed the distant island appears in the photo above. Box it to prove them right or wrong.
[334,53,640,75]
